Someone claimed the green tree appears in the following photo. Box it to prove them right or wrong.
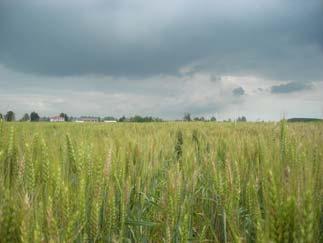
[237,116,247,122]
[183,112,191,121]
[104,116,116,121]
[21,113,30,121]
[60,113,69,121]
[118,116,127,122]
[30,112,40,122]
[5,111,15,122]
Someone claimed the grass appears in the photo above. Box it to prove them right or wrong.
[0,120,322,242]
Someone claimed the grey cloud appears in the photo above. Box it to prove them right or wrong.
[1,65,322,120]
[210,75,222,83]
[232,87,245,96]
[0,0,323,81]
[271,82,312,93]
[1,0,323,120]
[0,65,239,119]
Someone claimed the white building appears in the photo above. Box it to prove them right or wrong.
[78,116,100,122]
[50,116,65,122]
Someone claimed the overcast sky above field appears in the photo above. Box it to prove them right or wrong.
[1,0,323,120]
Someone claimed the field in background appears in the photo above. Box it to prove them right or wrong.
[0,121,322,242]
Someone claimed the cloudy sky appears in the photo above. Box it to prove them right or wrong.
[1,0,323,120]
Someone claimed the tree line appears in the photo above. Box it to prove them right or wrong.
[0,111,163,123]
[182,113,246,122]
[0,111,68,122]
[0,111,247,122]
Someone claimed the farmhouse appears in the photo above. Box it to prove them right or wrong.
[49,116,65,122]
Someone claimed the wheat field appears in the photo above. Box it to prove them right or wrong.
[0,121,322,242]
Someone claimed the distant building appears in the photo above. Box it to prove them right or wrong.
[50,116,65,122]
[104,120,117,123]
[78,116,100,122]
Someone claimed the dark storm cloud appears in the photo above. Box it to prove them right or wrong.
[232,87,245,96]
[0,0,323,81]
[271,82,312,94]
